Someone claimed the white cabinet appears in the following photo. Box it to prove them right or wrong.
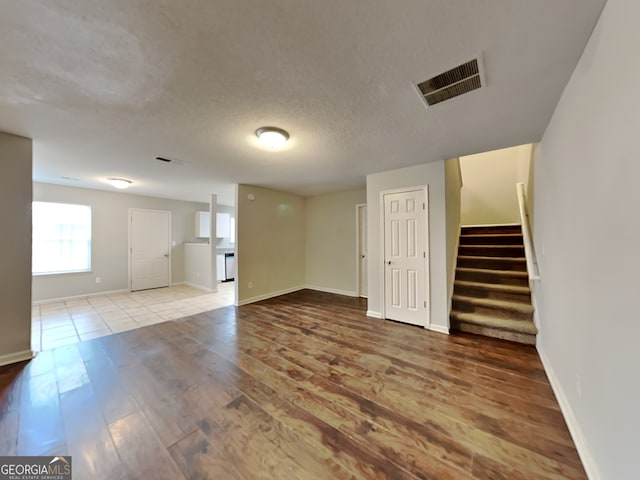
[216,254,225,281]
[195,211,210,238]
[216,212,230,238]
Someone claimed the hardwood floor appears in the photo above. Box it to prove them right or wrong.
[0,290,585,479]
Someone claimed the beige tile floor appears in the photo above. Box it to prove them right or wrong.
[31,282,235,351]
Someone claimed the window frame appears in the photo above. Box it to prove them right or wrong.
[32,201,93,276]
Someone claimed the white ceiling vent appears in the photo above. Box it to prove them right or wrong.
[417,57,484,107]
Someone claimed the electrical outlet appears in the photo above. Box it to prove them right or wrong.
[95,277,101,284]
[248,281,253,289]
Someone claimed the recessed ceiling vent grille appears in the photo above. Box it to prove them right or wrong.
[417,58,482,106]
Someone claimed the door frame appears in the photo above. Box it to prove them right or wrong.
[128,208,172,291]
[355,203,367,298]
[379,186,430,328]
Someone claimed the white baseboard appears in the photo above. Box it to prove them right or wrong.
[537,346,601,480]
[366,310,382,319]
[235,285,305,306]
[183,281,216,293]
[0,349,35,367]
[33,288,130,305]
[428,324,450,335]
[304,285,358,297]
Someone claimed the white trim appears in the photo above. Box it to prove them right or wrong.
[182,282,215,293]
[448,223,461,316]
[428,324,450,335]
[538,346,601,480]
[33,288,130,305]
[235,285,305,306]
[516,183,541,281]
[305,285,358,297]
[366,310,383,319]
[379,185,430,328]
[0,349,35,367]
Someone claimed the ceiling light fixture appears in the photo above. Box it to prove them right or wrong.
[107,177,133,189]
[256,126,289,149]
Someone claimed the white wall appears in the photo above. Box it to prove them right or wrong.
[534,0,639,478]
[184,243,214,291]
[444,158,462,306]
[33,183,208,301]
[366,162,449,333]
[0,132,33,365]
[236,184,305,304]
[305,188,367,296]
[460,144,532,225]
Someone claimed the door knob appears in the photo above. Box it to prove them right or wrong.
[386,261,391,265]
[361,255,366,259]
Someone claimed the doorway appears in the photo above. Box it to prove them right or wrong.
[356,204,368,298]
[129,209,171,291]
[382,187,429,327]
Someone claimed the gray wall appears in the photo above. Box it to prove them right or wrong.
[459,144,532,225]
[33,183,208,301]
[305,188,367,295]
[236,184,305,304]
[534,0,639,477]
[366,161,449,333]
[0,132,32,364]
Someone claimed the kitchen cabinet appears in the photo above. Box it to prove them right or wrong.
[195,211,210,238]
[216,212,230,238]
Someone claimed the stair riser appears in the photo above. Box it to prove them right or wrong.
[452,301,533,322]
[454,286,531,304]
[461,226,522,235]
[451,320,536,345]
[457,258,526,272]
[455,270,529,287]
[458,245,525,257]
[460,235,523,245]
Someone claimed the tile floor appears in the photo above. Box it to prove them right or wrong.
[31,282,235,351]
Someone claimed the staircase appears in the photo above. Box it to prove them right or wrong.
[450,224,537,345]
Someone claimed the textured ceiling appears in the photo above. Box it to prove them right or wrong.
[0,0,606,205]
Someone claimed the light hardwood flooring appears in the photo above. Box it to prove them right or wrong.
[1,289,586,479]
[31,283,235,351]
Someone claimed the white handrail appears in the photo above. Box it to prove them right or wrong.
[516,183,540,281]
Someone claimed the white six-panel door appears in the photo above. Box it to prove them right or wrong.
[129,209,171,291]
[383,188,428,326]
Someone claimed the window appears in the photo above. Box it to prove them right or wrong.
[32,202,92,275]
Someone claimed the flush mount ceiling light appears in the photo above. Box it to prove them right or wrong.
[107,177,133,189]
[256,126,289,149]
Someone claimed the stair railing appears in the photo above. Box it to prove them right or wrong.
[516,183,541,280]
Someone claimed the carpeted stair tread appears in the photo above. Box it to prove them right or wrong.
[456,267,528,278]
[459,233,524,245]
[452,223,536,344]
[454,280,530,295]
[458,255,526,262]
[450,312,538,335]
[452,295,534,314]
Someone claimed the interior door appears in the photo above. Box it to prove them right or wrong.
[383,188,428,326]
[130,209,171,291]
[357,204,368,298]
